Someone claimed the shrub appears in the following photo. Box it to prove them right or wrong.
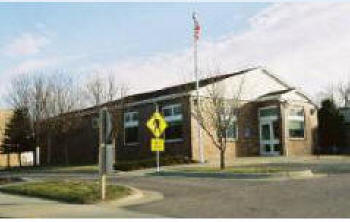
[114,155,197,171]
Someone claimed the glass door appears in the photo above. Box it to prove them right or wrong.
[259,106,281,156]
[259,120,281,155]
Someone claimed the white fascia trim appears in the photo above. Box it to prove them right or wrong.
[260,67,292,89]
[118,92,190,108]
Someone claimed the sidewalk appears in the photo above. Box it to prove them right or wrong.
[0,187,163,218]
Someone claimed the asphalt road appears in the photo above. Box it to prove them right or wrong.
[113,173,350,218]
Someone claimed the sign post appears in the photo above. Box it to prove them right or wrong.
[146,104,168,173]
[99,108,114,200]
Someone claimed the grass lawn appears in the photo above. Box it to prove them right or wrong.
[177,166,287,174]
[0,180,131,204]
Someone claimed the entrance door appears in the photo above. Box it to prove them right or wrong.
[259,106,281,156]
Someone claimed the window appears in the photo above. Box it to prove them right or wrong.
[259,107,278,117]
[226,116,238,140]
[124,111,139,144]
[162,104,183,140]
[288,107,305,139]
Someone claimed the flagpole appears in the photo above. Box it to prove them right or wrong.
[193,12,204,164]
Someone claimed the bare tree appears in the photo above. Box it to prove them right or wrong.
[338,81,350,107]
[4,73,50,165]
[4,71,86,165]
[85,70,125,106]
[191,73,244,169]
[4,69,128,165]
[45,73,83,164]
[6,74,31,110]
[86,74,104,106]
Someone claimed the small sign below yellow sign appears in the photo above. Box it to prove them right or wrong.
[146,112,168,138]
[151,138,164,152]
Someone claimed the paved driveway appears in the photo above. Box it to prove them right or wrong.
[113,173,350,218]
[3,156,350,218]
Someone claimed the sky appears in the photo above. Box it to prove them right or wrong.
[0,2,349,107]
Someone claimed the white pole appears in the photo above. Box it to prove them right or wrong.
[193,12,204,164]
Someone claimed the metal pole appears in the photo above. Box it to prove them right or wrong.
[157,150,160,173]
[99,109,106,201]
[155,103,160,173]
[193,12,204,164]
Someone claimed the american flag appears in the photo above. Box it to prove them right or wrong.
[192,12,200,40]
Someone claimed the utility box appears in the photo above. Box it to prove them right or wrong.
[106,144,115,172]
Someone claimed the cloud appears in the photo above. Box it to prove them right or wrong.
[3,33,50,56]
[95,2,350,101]
[2,2,350,105]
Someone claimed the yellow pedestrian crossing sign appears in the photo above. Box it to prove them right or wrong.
[151,138,164,152]
[146,112,168,138]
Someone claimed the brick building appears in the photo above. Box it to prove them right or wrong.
[40,67,318,165]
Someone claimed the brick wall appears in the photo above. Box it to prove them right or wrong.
[190,97,239,163]
[283,102,318,156]
[115,96,192,161]
[37,95,318,166]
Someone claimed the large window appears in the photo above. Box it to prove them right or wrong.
[259,107,279,118]
[226,116,238,140]
[162,104,183,141]
[124,111,139,144]
[288,107,305,139]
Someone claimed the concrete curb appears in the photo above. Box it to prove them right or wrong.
[153,169,319,180]
[100,185,164,208]
[275,169,314,178]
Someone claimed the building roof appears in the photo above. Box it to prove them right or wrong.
[62,66,318,117]
[58,67,257,117]
[257,88,295,99]
[256,87,317,107]
[106,67,257,105]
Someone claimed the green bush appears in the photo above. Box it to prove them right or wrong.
[115,155,197,171]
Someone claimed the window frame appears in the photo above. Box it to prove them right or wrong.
[287,107,305,140]
[124,111,139,146]
[225,115,238,141]
[259,106,279,120]
[162,104,184,142]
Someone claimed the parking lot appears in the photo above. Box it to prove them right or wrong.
[2,156,350,218]
[114,171,350,218]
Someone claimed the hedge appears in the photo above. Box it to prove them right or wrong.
[114,155,197,171]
